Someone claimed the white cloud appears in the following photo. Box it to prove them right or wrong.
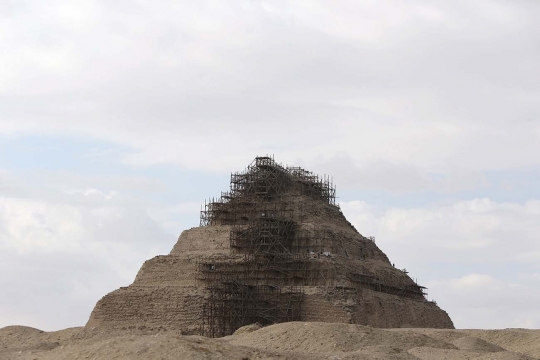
[429,273,540,328]
[0,250,126,331]
[449,274,496,289]
[82,188,117,201]
[341,198,540,264]
[147,202,202,235]
[304,155,489,193]
[0,0,539,178]
[0,197,84,253]
[0,192,178,330]
[0,193,175,253]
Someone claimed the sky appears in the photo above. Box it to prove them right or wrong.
[1,0,540,331]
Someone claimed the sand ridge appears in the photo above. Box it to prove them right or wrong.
[1,322,538,360]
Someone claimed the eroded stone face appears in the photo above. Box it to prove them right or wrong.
[170,226,231,256]
[86,157,454,336]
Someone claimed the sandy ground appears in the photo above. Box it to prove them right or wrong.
[1,322,539,360]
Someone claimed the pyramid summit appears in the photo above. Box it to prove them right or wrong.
[87,156,454,336]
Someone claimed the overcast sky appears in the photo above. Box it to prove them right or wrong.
[1,0,540,331]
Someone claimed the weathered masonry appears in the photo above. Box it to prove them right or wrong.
[87,156,454,336]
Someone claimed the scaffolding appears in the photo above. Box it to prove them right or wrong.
[348,273,427,300]
[195,252,341,337]
[288,166,336,205]
[200,155,338,226]
[196,254,312,337]
[196,156,428,337]
[196,254,336,287]
[230,210,296,254]
[201,283,302,338]
[293,225,335,255]
[230,156,291,199]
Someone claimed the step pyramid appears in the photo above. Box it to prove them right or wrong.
[87,156,454,336]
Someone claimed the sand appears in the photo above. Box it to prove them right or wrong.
[1,322,539,360]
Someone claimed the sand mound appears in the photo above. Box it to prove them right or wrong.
[339,345,420,359]
[0,329,288,360]
[229,321,456,354]
[0,326,50,352]
[408,347,536,360]
[232,323,263,335]
[2,322,539,360]
[464,329,540,358]
[451,336,506,352]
